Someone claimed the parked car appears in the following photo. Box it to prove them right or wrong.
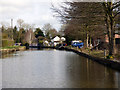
[72,41,84,48]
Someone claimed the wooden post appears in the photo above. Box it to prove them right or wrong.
[77,46,79,51]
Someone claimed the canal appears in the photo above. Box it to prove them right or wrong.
[1,49,120,88]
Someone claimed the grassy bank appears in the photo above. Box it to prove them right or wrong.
[0,46,23,49]
[66,46,120,62]
[0,46,26,55]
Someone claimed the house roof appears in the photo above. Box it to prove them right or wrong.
[53,36,60,41]
[61,37,66,41]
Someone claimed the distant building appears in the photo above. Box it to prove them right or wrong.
[43,40,50,46]
[105,34,120,44]
[51,36,66,46]
[92,30,120,50]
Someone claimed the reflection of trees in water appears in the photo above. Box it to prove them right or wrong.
[65,55,119,88]
[118,74,120,88]
[2,50,120,88]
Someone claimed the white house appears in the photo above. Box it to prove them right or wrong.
[51,36,66,46]
[61,37,66,42]
[43,40,50,46]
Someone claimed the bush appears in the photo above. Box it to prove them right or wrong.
[24,43,29,49]
[2,33,8,39]
[2,40,8,47]
[39,40,43,44]
[2,39,14,47]
[106,55,114,60]
[8,40,14,46]
[24,43,29,47]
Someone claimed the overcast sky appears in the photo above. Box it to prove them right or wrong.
[0,0,65,30]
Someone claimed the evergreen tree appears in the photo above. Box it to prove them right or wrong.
[34,28,44,38]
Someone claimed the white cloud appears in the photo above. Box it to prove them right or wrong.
[0,0,62,30]
[0,7,19,13]
[0,0,30,6]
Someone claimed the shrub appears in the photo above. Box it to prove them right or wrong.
[2,39,14,47]
[2,40,8,47]
[24,43,29,49]
[8,40,14,46]
[106,55,114,60]
[2,33,8,39]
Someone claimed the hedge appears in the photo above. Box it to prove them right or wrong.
[2,39,14,47]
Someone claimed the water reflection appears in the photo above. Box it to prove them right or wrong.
[2,50,120,88]
[0,58,2,90]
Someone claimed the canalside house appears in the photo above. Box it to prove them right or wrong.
[92,24,120,51]
[51,36,66,46]
[105,22,120,51]
[105,33,120,44]
[105,30,120,52]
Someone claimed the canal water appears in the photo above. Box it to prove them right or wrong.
[1,49,120,88]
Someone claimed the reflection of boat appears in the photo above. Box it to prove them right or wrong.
[12,53,19,56]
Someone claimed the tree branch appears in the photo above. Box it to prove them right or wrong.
[113,11,120,18]
[111,1,120,10]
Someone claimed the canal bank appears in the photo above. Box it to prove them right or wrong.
[0,46,26,55]
[58,47,120,72]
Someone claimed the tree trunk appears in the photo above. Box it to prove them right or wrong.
[103,2,119,55]
[86,33,89,48]
[109,17,115,55]
[113,37,117,54]
[109,37,113,55]
[86,25,89,48]
[89,37,92,49]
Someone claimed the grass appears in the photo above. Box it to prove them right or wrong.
[66,46,109,58]
[68,46,120,61]
[0,46,23,49]
[89,50,105,58]
[114,54,120,61]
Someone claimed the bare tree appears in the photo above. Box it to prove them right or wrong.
[42,23,53,36]
[22,23,31,30]
[17,19,24,29]
[0,21,10,29]
[52,2,105,47]
[102,1,120,55]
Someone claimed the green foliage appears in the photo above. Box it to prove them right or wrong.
[2,33,14,47]
[17,28,26,44]
[8,40,14,46]
[2,40,8,47]
[106,55,114,60]
[38,40,43,44]
[13,26,19,43]
[1,26,5,33]
[23,43,29,49]
[2,33,8,39]
[24,43,29,46]
[1,46,24,49]
[2,39,14,47]
[34,28,44,38]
